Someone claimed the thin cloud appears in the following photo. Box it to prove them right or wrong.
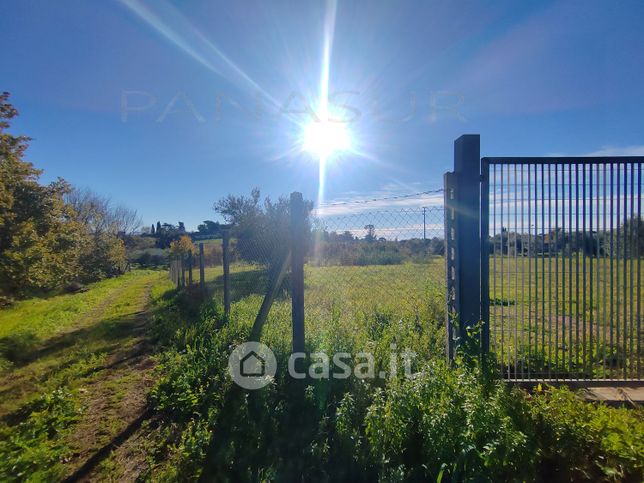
[313,184,444,216]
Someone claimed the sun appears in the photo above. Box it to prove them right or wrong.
[302,119,351,159]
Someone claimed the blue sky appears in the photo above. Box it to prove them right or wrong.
[2,0,643,229]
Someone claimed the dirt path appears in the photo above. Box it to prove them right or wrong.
[59,279,161,482]
[0,276,159,418]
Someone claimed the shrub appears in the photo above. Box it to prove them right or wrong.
[0,388,80,481]
[148,288,644,482]
[530,387,644,481]
[130,248,168,268]
[365,362,534,481]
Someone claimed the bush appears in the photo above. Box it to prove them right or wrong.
[203,243,223,266]
[0,388,80,481]
[365,362,534,481]
[530,387,644,481]
[148,291,644,481]
[130,248,168,268]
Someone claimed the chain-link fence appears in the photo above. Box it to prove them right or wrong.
[168,193,448,354]
[305,205,446,338]
[169,234,289,315]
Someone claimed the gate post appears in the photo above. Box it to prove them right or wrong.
[444,173,459,361]
[446,135,482,357]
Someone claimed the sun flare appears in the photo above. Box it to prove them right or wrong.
[302,119,351,159]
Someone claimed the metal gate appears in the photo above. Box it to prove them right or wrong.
[481,157,643,382]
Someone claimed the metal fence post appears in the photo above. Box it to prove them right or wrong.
[480,159,490,355]
[451,135,482,351]
[290,192,305,354]
[222,230,231,316]
[199,243,206,295]
[444,173,459,362]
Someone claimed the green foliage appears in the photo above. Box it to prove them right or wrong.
[311,237,444,266]
[152,222,185,249]
[0,92,85,296]
[365,362,533,481]
[0,388,80,482]
[147,270,644,482]
[530,387,644,481]
[129,247,168,268]
[215,188,313,269]
[196,220,222,237]
[0,93,136,298]
[77,232,127,282]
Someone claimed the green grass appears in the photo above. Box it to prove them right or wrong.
[0,270,159,344]
[173,255,644,380]
[196,237,223,247]
[0,271,168,377]
[487,255,644,378]
[2,258,641,481]
[0,269,173,481]
[146,258,644,481]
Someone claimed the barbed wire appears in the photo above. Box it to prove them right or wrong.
[317,188,445,207]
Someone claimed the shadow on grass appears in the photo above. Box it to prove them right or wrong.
[205,268,290,304]
[0,308,156,424]
[0,311,148,368]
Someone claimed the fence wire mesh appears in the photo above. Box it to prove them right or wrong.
[484,159,643,381]
[167,231,290,313]
[306,206,446,342]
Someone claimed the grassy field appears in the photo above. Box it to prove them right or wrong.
[146,258,643,481]
[0,260,642,481]
[193,255,643,380]
[488,256,643,379]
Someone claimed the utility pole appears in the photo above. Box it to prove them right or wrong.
[423,207,427,241]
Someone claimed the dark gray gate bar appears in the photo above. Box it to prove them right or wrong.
[482,156,643,383]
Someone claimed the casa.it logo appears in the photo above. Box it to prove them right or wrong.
[228,342,277,390]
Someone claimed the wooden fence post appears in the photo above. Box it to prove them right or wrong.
[449,134,482,355]
[187,250,193,286]
[180,254,186,288]
[199,243,206,295]
[290,192,305,354]
[222,230,231,316]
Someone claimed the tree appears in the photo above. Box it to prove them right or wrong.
[197,220,221,236]
[154,223,182,248]
[113,205,142,235]
[65,187,130,281]
[364,224,376,242]
[169,234,195,257]
[214,188,312,270]
[0,92,85,296]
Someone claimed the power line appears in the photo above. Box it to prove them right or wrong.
[317,188,444,207]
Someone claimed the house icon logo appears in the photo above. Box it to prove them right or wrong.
[228,342,277,390]
[240,350,266,377]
